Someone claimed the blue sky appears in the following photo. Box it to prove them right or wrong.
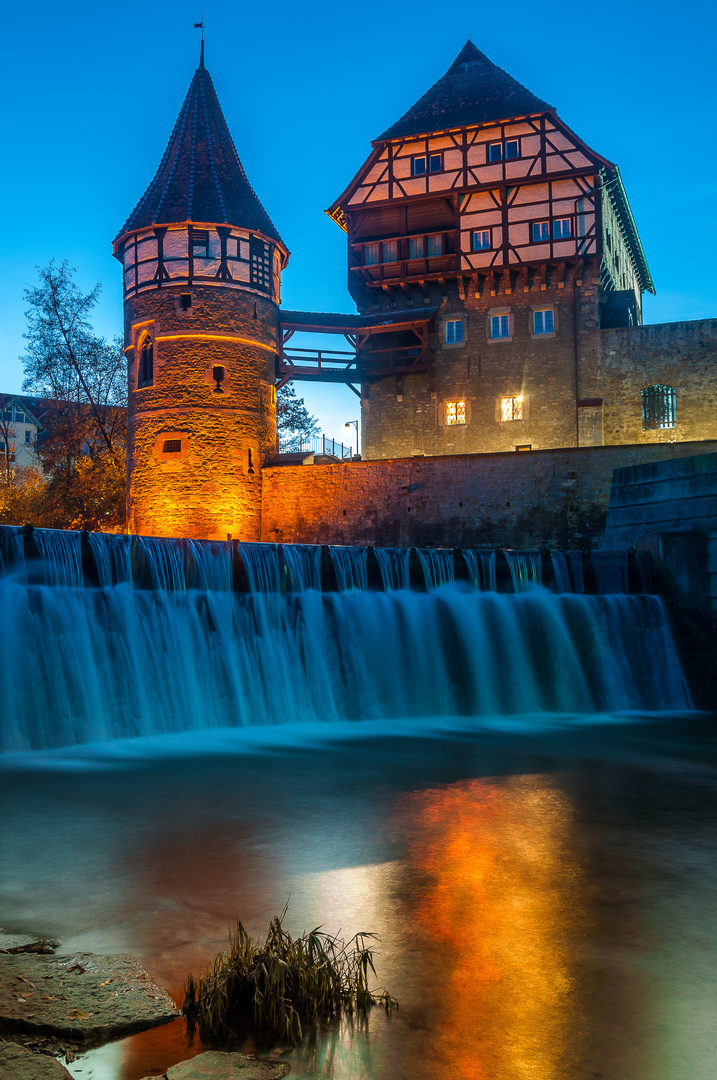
[1,0,715,439]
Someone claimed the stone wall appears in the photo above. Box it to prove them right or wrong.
[261,440,717,549]
[126,284,278,542]
[597,318,717,445]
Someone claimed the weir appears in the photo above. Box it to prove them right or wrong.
[0,526,690,753]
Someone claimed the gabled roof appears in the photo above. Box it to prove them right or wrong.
[114,50,283,247]
[376,41,552,142]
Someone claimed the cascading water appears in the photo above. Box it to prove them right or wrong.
[550,551,572,593]
[329,545,368,591]
[503,550,542,592]
[417,548,455,589]
[463,550,497,591]
[592,550,629,594]
[0,528,692,753]
[32,528,83,587]
[567,550,584,594]
[374,547,411,591]
[0,524,24,572]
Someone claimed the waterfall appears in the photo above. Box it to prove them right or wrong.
[133,535,186,591]
[329,546,368,591]
[0,579,690,753]
[374,547,411,591]
[417,549,455,590]
[187,540,232,592]
[503,550,542,593]
[282,544,322,591]
[87,533,132,587]
[0,525,24,573]
[567,550,584,594]
[550,551,572,593]
[463,550,497,591]
[238,543,281,593]
[32,529,83,587]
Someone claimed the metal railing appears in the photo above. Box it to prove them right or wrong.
[278,434,354,459]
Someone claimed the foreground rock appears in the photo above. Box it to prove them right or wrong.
[0,952,179,1044]
[0,932,57,954]
[141,1051,290,1079]
[0,1041,73,1079]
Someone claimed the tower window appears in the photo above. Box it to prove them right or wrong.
[250,236,272,291]
[138,337,154,388]
[445,401,466,426]
[532,309,554,334]
[642,385,676,430]
[364,242,380,265]
[501,396,524,422]
[192,230,210,258]
[553,218,572,239]
[490,314,510,339]
[162,439,182,454]
[531,221,550,243]
[382,240,398,263]
[471,230,491,251]
[445,319,463,344]
[179,293,192,310]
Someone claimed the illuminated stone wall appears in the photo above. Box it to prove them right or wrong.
[126,284,278,541]
[261,440,717,550]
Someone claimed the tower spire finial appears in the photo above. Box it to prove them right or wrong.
[193,12,212,68]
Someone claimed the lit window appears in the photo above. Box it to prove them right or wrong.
[471,230,491,251]
[412,156,427,176]
[490,314,510,339]
[426,234,443,256]
[516,444,532,451]
[445,401,466,425]
[408,236,424,259]
[642,385,676,430]
[533,309,554,334]
[445,320,463,344]
[192,229,209,258]
[382,240,398,262]
[501,396,524,421]
[364,243,380,265]
[531,221,550,242]
[553,218,572,239]
[138,337,154,388]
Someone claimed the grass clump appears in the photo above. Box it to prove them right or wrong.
[182,910,397,1043]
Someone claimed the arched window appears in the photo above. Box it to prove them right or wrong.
[138,337,154,388]
[642,384,676,430]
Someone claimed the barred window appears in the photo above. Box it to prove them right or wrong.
[445,401,466,426]
[192,229,209,257]
[642,385,676,430]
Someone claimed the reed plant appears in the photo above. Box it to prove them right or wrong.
[182,910,397,1043]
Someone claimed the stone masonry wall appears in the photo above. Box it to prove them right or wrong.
[126,284,278,541]
[261,440,717,549]
[597,318,717,445]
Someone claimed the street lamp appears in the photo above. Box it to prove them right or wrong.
[344,420,359,458]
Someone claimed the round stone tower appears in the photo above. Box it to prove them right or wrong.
[112,47,288,541]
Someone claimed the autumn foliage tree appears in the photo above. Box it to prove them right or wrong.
[14,260,127,530]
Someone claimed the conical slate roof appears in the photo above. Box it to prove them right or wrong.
[377,41,552,141]
[115,53,283,245]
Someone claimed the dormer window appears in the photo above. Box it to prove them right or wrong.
[138,337,154,388]
[192,230,210,258]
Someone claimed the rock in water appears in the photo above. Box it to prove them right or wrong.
[0,953,179,1044]
[0,1041,73,1079]
[140,1050,290,1079]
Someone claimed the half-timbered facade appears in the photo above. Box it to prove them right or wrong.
[327,41,655,458]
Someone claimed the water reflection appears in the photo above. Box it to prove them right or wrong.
[397,776,583,1080]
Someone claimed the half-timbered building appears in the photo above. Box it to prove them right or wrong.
[325,41,657,458]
